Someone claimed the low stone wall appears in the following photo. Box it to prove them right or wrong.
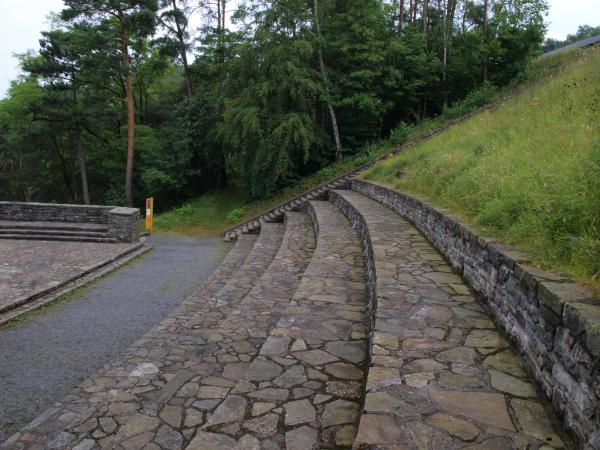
[0,201,112,224]
[0,202,139,243]
[341,179,599,448]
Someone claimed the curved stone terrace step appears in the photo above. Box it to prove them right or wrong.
[190,201,368,449]
[329,190,573,450]
[2,227,283,449]
[101,212,315,449]
[223,179,351,242]
[136,211,316,449]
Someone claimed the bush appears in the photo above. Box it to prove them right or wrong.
[462,81,497,109]
[227,208,245,223]
[175,204,194,216]
[442,82,498,120]
[389,122,412,146]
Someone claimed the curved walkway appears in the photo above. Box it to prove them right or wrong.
[0,236,231,444]
[331,190,571,449]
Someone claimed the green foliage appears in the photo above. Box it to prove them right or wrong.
[365,46,600,289]
[0,0,553,212]
[175,204,194,216]
[227,208,245,224]
[389,122,412,146]
[441,81,498,120]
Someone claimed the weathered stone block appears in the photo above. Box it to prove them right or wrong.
[563,301,600,359]
[538,281,595,315]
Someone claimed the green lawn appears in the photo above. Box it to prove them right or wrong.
[364,46,600,290]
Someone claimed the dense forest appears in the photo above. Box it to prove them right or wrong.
[0,0,549,209]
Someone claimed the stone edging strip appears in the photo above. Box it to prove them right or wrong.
[344,179,599,448]
[0,244,152,326]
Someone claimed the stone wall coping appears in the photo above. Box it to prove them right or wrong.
[354,179,600,359]
[108,207,140,216]
[0,201,113,210]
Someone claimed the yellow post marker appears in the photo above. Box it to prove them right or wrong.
[145,197,154,233]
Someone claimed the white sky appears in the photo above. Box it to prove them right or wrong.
[1,0,599,98]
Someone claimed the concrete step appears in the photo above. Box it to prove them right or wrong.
[0,219,107,233]
[0,219,112,242]
[0,228,109,238]
[0,233,116,243]
[329,189,571,449]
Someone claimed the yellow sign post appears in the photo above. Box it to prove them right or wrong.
[145,197,154,233]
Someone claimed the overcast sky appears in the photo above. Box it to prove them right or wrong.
[1,0,599,98]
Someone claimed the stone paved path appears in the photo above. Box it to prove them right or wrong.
[192,202,368,449]
[2,222,295,449]
[3,191,575,450]
[331,190,571,450]
[0,236,230,444]
[0,240,140,313]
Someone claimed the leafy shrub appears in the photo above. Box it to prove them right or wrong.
[442,82,497,120]
[175,204,194,216]
[462,81,497,109]
[389,122,412,146]
[227,208,245,223]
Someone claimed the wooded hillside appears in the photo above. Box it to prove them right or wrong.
[0,0,549,209]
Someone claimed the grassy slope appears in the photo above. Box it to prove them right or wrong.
[364,46,600,290]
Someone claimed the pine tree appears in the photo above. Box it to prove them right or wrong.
[62,0,158,207]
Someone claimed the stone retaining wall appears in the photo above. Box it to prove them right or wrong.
[0,201,112,224]
[0,202,140,243]
[338,180,599,448]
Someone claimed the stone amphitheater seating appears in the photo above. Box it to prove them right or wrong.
[5,181,599,450]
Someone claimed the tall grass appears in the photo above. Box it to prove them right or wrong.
[365,46,600,290]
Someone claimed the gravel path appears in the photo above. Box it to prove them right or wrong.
[0,235,231,442]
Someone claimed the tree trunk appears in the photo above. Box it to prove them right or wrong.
[123,30,135,207]
[413,0,419,22]
[171,0,193,96]
[399,0,404,33]
[422,0,428,36]
[443,0,453,106]
[313,0,343,163]
[52,137,76,203]
[218,0,226,115]
[74,125,90,204]
[482,0,489,81]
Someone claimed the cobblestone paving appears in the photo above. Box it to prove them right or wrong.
[0,240,139,313]
[0,236,229,443]
[191,202,367,449]
[332,190,572,450]
[2,227,280,449]
[3,191,575,450]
